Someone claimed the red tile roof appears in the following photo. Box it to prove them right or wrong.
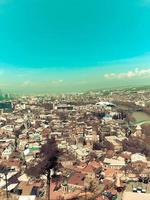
[68,172,85,187]
[89,160,102,169]
[83,164,95,174]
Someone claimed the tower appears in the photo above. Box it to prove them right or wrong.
[134,125,143,138]
[61,179,68,194]
[115,174,121,188]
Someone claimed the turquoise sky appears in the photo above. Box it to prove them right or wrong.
[1,0,150,93]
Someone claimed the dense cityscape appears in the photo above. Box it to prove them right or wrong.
[0,87,150,200]
[1,0,150,200]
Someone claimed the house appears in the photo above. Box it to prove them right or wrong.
[131,153,147,169]
[17,180,43,197]
[82,164,96,179]
[105,136,125,151]
[104,156,125,169]
[2,143,15,160]
[122,191,150,200]
[75,148,90,162]
[68,145,90,162]
[67,172,85,190]
[85,130,99,146]
[103,168,120,180]
[89,160,103,169]
[19,196,36,200]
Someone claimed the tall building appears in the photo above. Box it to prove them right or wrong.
[0,101,13,112]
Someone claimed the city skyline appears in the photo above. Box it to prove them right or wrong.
[1,0,150,93]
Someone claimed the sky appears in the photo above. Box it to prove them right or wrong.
[1,0,150,93]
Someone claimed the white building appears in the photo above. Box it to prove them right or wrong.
[104,156,125,169]
[131,153,147,164]
[2,144,14,160]
[68,145,90,162]
[122,191,150,200]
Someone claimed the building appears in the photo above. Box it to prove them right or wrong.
[131,153,147,169]
[2,144,15,160]
[122,191,150,200]
[105,136,125,152]
[56,104,74,111]
[0,101,13,112]
[133,125,144,138]
[104,157,125,169]
[68,145,90,162]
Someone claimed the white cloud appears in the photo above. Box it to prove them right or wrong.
[51,80,64,85]
[21,80,32,87]
[104,68,150,79]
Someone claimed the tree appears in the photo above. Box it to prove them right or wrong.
[14,129,21,151]
[112,114,119,120]
[26,138,60,200]
[88,181,96,192]
[122,163,144,178]
[93,142,102,150]
[58,112,68,121]
[142,124,150,137]
[105,141,114,151]
[126,114,135,124]
[122,136,150,158]
[92,112,105,119]
[122,137,143,153]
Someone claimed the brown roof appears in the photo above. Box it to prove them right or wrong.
[108,188,117,195]
[89,160,102,169]
[17,182,33,195]
[83,164,95,174]
[1,159,21,168]
[103,179,113,186]
[96,196,107,200]
[68,172,85,186]
[104,168,120,177]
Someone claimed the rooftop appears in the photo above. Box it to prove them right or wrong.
[122,191,150,200]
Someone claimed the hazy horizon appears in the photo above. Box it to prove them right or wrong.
[1,0,150,93]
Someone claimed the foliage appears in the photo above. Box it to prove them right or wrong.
[142,124,150,136]
[92,112,105,119]
[93,142,102,150]
[122,136,150,157]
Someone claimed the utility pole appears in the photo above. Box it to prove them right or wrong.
[0,166,11,200]
[47,169,50,200]
[47,168,54,200]
[5,172,9,200]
